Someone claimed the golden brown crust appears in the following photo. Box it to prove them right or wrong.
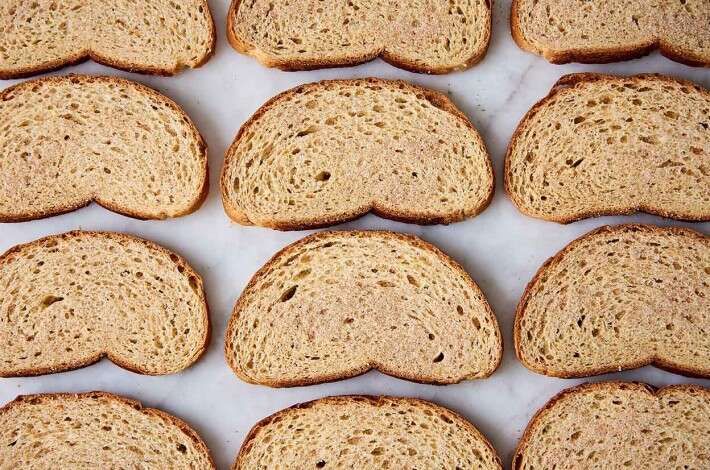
[504,72,710,224]
[224,230,503,387]
[510,0,710,67]
[1,391,215,468]
[220,78,494,230]
[233,395,503,470]
[0,74,209,223]
[0,1,216,79]
[226,0,491,74]
[0,230,211,377]
[513,224,709,379]
[512,381,710,469]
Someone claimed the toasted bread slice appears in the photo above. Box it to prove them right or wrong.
[235,395,502,469]
[0,231,209,377]
[0,75,208,222]
[515,224,709,379]
[225,231,502,386]
[0,0,215,79]
[0,391,214,468]
[505,73,710,223]
[514,382,710,469]
[221,78,493,230]
[512,0,710,66]
[227,0,491,73]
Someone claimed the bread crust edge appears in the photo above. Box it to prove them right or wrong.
[0,230,211,378]
[503,72,710,224]
[0,74,210,223]
[232,395,503,470]
[224,230,503,387]
[513,223,710,379]
[220,77,495,230]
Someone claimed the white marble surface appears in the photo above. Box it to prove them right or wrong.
[1,1,708,468]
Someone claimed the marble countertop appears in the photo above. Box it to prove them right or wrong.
[1,1,708,468]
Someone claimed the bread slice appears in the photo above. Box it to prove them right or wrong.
[0,231,209,377]
[221,78,494,230]
[514,381,710,469]
[0,0,215,79]
[0,391,214,468]
[505,73,710,223]
[227,0,491,73]
[225,231,502,386]
[511,0,710,66]
[235,395,502,469]
[515,224,709,378]
[0,75,208,222]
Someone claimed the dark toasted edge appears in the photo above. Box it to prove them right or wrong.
[0,230,211,377]
[220,77,495,230]
[513,223,710,379]
[0,391,215,468]
[224,230,503,387]
[233,395,503,469]
[0,0,216,79]
[512,381,710,470]
[503,72,710,224]
[0,74,209,222]
[226,0,491,74]
[509,0,710,67]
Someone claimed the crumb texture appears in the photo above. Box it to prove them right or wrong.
[516,225,709,378]
[229,0,491,73]
[235,396,502,469]
[513,0,710,65]
[221,79,493,229]
[0,75,208,222]
[0,0,214,77]
[506,74,710,223]
[0,231,209,376]
[0,392,214,469]
[226,231,501,386]
[514,383,710,469]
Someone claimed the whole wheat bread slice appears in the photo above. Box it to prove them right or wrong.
[221,78,494,230]
[0,0,215,79]
[514,382,710,470]
[0,231,210,377]
[515,224,709,379]
[505,73,710,223]
[225,231,502,387]
[0,391,214,468]
[512,0,710,66]
[234,395,502,469]
[227,0,491,74]
[0,75,208,222]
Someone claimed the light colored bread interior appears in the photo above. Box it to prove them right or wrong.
[512,0,710,65]
[514,382,710,469]
[506,73,710,223]
[0,231,209,377]
[226,231,501,386]
[0,0,214,78]
[235,395,502,469]
[228,0,491,73]
[515,224,709,378]
[0,392,214,469]
[0,75,208,222]
[221,78,493,230]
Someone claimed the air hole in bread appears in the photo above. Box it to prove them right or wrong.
[280,285,298,302]
[433,352,445,363]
